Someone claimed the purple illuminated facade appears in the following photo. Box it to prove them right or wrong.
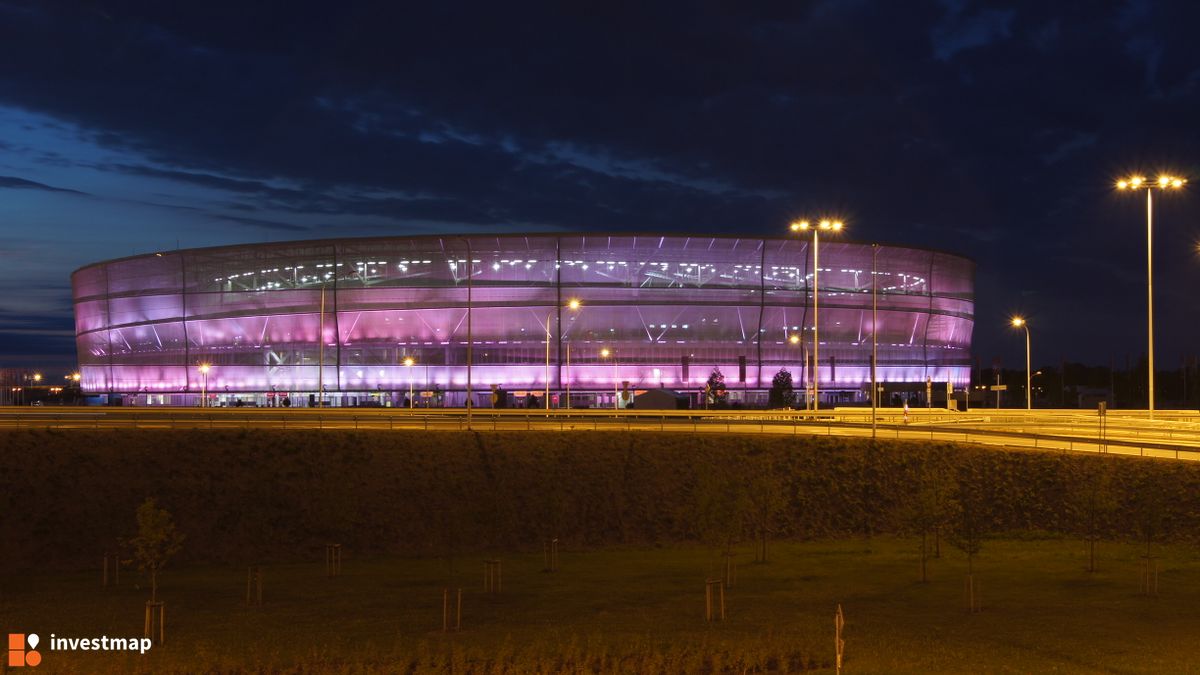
[71,234,973,406]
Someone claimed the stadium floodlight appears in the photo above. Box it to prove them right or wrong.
[1116,173,1186,417]
[789,219,845,410]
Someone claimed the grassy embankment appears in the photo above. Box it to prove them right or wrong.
[4,429,1200,672]
[8,537,1200,673]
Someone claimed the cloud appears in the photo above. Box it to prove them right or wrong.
[0,1,1199,365]
[931,3,1015,61]
[0,175,87,194]
[212,214,310,232]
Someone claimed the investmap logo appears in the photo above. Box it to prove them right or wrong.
[7,632,153,666]
[7,633,41,667]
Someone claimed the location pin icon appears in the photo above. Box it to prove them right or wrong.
[27,634,39,650]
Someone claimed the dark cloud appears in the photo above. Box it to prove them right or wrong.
[1,0,1199,365]
[212,213,310,232]
[0,175,87,194]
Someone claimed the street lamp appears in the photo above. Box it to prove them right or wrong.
[1010,318,1031,411]
[565,299,582,409]
[790,219,844,410]
[544,312,552,411]
[871,243,879,438]
[198,363,211,407]
[601,347,618,410]
[403,356,415,409]
[32,373,42,383]
[1117,173,1186,417]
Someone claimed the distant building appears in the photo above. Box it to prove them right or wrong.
[71,233,974,407]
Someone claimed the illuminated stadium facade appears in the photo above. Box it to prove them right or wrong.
[71,234,974,407]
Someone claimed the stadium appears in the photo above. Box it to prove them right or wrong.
[71,233,974,408]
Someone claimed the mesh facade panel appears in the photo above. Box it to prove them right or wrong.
[72,234,974,398]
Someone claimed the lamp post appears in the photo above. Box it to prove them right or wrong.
[565,299,581,409]
[601,347,618,410]
[403,356,415,409]
[871,243,879,439]
[466,240,473,426]
[1117,174,1186,417]
[544,313,552,410]
[1011,318,1031,411]
[198,363,211,407]
[317,276,327,408]
[790,219,844,410]
[787,333,801,408]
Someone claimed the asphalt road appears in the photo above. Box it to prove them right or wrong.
[2,406,1197,461]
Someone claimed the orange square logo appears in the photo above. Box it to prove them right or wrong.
[7,633,41,667]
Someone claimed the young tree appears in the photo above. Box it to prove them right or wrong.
[1133,479,1166,559]
[901,457,953,582]
[1067,458,1117,573]
[946,472,987,614]
[692,464,748,576]
[744,456,788,563]
[767,369,796,409]
[947,461,987,582]
[129,498,185,603]
[705,368,728,409]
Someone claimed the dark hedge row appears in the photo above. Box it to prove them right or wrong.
[1,429,1197,571]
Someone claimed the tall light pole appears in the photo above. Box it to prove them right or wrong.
[790,219,844,410]
[787,333,801,407]
[544,312,552,410]
[1117,174,1185,417]
[601,347,618,410]
[198,363,211,407]
[403,356,415,409]
[1011,318,1031,411]
[317,278,327,408]
[565,299,581,409]
[464,238,473,427]
[871,243,879,439]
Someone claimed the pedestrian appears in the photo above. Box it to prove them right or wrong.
[903,399,910,424]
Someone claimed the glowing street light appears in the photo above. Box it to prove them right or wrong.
[198,363,211,407]
[544,312,552,411]
[1117,173,1186,417]
[1010,318,1031,411]
[403,356,415,409]
[789,218,844,410]
[601,347,619,410]
[565,299,582,409]
[871,243,880,438]
[32,373,41,383]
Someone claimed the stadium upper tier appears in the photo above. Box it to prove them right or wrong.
[71,233,974,405]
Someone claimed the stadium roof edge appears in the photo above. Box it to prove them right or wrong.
[71,231,975,279]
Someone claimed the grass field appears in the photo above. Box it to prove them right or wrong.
[6,536,1200,673]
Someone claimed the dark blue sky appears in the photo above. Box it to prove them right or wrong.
[2,1,1199,371]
